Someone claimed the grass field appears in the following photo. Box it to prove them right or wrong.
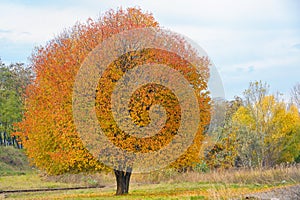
[0,173,292,200]
[1,166,299,199]
[0,146,299,199]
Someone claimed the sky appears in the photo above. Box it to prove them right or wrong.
[0,0,299,100]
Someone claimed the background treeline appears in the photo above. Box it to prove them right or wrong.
[0,59,33,148]
[1,58,299,169]
[205,81,300,169]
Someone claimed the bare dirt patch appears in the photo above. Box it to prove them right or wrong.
[245,184,300,200]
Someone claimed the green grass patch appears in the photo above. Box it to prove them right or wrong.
[0,173,82,191]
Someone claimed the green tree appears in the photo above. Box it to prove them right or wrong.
[0,59,32,148]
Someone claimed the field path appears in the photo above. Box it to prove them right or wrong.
[245,184,300,200]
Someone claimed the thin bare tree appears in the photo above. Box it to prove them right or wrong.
[291,83,300,110]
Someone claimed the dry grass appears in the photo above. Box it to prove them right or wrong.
[131,164,300,185]
[42,172,116,188]
[41,164,300,187]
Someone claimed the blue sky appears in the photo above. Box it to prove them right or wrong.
[0,0,299,100]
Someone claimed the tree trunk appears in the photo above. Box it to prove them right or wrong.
[114,167,132,195]
[3,132,7,146]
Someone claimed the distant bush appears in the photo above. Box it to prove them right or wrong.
[193,161,209,173]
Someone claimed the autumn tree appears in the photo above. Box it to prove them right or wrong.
[204,97,242,169]
[206,82,300,169]
[15,8,211,195]
[232,81,300,167]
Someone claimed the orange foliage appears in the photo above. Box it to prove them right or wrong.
[15,8,210,174]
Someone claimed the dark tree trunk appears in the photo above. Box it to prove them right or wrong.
[12,135,15,146]
[3,132,7,146]
[114,167,132,195]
